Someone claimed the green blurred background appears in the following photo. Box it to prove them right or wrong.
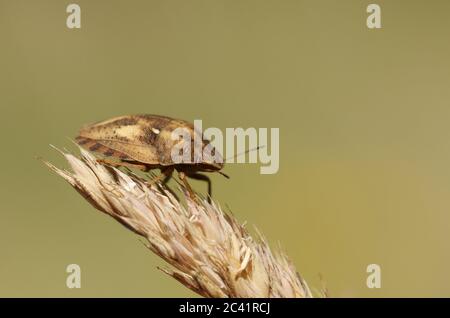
[1,0,450,297]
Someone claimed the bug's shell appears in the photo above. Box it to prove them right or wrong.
[76,114,223,170]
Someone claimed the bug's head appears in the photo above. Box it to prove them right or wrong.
[199,144,225,171]
[196,142,228,177]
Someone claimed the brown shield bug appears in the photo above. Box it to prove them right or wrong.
[75,114,229,201]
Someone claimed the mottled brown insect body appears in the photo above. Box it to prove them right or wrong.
[76,114,225,201]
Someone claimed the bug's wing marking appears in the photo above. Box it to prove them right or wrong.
[75,136,132,160]
[92,139,164,165]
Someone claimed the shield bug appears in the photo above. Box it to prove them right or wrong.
[75,114,228,201]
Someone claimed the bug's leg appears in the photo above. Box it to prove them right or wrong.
[161,171,173,185]
[177,171,198,203]
[96,158,148,171]
[157,170,180,201]
[186,173,212,203]
[146,167,174,187]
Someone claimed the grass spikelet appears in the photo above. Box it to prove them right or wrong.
[45,147,312,298]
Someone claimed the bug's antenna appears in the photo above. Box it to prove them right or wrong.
[224,145,264,163]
